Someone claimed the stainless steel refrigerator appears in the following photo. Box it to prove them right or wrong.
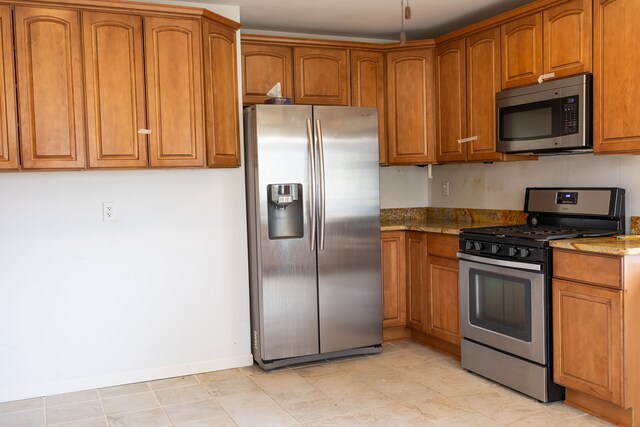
[244,105,382,369]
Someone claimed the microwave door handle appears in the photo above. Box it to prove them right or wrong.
[457,136,478,144]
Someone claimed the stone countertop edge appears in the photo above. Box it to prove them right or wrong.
[550,237,640,256]
[380,221,515,235]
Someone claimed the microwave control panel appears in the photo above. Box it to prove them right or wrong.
[561,96,579,135]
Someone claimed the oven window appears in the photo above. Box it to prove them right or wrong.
[468,269,532,342]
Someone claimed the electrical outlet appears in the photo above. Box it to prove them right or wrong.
[103,202,117,222]
[441,180,450,197]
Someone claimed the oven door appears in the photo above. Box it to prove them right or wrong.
[458,252,546,365]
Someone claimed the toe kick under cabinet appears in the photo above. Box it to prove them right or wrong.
[552,249,640,427]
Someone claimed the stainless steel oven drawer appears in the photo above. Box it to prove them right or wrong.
[462,339,551,402]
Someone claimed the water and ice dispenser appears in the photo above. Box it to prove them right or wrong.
[267,184,303,239]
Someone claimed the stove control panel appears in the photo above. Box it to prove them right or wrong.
[459,238,547,262]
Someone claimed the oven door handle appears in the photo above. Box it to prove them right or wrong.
[457,252,542,272]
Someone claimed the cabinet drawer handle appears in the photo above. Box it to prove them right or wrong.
[137,129,152,135]
[537,73,555,84]
[457,136,478,144]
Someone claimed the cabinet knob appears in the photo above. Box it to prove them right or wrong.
[137,129,152,135]
[537,73,556,84]
[457,136,478,144]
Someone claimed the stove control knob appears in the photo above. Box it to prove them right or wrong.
[465,241,473,251]
[519,248,530,258]
[508,247,518,257]
[473,242,483,251]
[491,244,501,254]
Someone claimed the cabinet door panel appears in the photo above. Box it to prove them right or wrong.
[594,0,640,153]
[543,0,591,79]
[294,47,348,105]
[242,43,292,105]
[427,255,460,345]
[407,232,427,332]
[15,6,86,169]
[203,19,240,167]
[436,39,466,163]
[381,232,406,328]
[83,12,147,168]
[466,28,503,162]
[553,279,623,405]
[351,50,386,165]
[0,5,17,170]
[145,17,204,167]
[387,48,435,164]
[501,13,542,89]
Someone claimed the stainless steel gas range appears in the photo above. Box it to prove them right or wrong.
[458,187,625,402]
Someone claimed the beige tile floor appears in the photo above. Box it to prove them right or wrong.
[0,340,614,427]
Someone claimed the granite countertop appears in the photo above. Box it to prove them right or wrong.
[550,237,640,256]
[380,207,527,235]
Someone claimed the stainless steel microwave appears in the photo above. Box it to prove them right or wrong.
[496,74,591,154]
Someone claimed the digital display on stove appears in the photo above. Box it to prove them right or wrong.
[556,191,578,205]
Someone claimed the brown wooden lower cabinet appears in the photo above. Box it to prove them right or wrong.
[406,232,428,332]
[381,230,461,355]
[426,255,460,346]
[381,231,407,328]
[553,249,640,427]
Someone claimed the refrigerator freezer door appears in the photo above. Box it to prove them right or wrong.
[247,105,320,361]
[313,106,382,353]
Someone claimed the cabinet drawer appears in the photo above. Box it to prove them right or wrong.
[553,249,622,289]
[427,233,459,259]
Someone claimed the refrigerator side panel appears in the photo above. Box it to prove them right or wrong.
[314,106,382,353]
[250,105,320,362]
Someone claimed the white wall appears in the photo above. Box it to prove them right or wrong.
[428,153,640,230]
[0,4,252,403]
[380,166,430,208]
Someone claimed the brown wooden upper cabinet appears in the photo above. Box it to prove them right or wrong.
[501,0,591,89]
[144,17,205,168]
[241,43,292,105]
[436,29,503,163]
[83,11,147,169]
[386,48,436,165]
[14,6,86,170]
[294,47,349,105]
[436,38,466,163]
[594,0,640,154]
[202,19,241,168]
[0,5,17,171]
[350,50,387,165]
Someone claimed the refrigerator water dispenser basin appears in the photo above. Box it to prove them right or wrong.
[267,183,303,239]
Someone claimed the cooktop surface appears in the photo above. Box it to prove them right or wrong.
[461,224,617,241]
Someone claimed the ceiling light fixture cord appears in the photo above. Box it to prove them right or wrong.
[400,0,411,45]
[400,0,406,45]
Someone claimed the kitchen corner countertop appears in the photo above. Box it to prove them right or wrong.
[550,237,640,256]
[380,207,527,235]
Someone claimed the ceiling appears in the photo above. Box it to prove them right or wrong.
[175,0,535,40]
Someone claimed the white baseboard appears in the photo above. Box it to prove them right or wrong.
[0,354,255,404]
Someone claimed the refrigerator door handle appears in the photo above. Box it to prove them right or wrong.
[306,119,317,252]
[315,119,326,251]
